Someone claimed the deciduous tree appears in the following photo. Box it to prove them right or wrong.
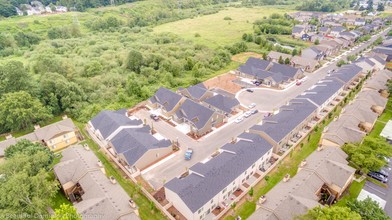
[297,206,361,220]
[347,198,389,220]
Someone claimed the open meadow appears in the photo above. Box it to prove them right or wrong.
[154,6,295,48]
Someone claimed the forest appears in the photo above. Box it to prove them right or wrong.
[0,0,248,133]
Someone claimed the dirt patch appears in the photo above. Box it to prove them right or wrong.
[168,205,187,220]
[135,175,155,194]
[203,73,241,94]
[231,52,264,63]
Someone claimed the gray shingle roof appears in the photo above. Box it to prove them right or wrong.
[54,145,140,220]
[149,87,183,112]
[165,133,272,213]
[292,25,305,34]
[269,63,301,79]
[181,85,209,100]
[355,57,376,67]
[331,26,346,32]
[327,64,363,83]
[373,47,392,55]
[298,78,344,106]
[175,99,215,130]
[319,27,329,32]
[90,110,142,140]
[204,94,240,114]
[110,126,171,166]
[238,58,271,74]
[250,99,317,143]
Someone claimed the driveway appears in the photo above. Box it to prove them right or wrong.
[236,27,391,112]
[141,27,391,190]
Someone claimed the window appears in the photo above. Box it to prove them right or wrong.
[198,207,203,214]
[210,199,213,204]
[252,164,255,168]
[52,145,57,149]
[232,181,235,185]
[63,134,68,138]
[222,188,227,194]
[65,140,70,144]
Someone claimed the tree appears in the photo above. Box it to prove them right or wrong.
[367,0,374,11]
[5,139,53,168]
[285,57,290,64]
[278,56,284,64]
[125,50,144,73]
[14,32,41,47]
[0,91,51,132]
[377,3,385,11]
[0,0,17,17]
[50,204,82,220]
[297,206,361,220]
[342,136,392,173]
[0,152,58,219]
[347,198,389,220]
[292,48,298,56]
[314,38,320,45]
[0,61,32,96]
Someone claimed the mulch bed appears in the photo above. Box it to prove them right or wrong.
[153,187,169,206]
[168,206,187,220]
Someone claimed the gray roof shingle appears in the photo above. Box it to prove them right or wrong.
[149,87,183,112]
[327,64,363,83]
[175,99,215,130]
[90,110,142,140]
[110,126,171,166]
[204,94,240,114]
[238,58,271,75]
[269,63,301,78]
[165,133,272,213]
[297,78,344,106]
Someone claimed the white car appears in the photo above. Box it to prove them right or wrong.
[244,111,252,118]
[234,116,244,123]
[249,103,256,108]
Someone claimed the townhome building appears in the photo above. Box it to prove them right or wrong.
[147,87,186,118]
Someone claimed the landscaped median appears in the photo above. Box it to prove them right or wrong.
[223,76,367,220]
[74,122,167,220]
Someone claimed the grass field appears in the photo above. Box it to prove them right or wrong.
[154,6,295,48]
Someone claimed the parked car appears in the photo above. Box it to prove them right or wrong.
[244,111,252,118]
[246,89,254,93]
[234,116,244,124]
[150,114,159,121]
[296,81,302,86]
[249,103,256,108]
[251,109,258,114]
[376,169,389,178]
[368,172,388,183]
[185,148,193,160]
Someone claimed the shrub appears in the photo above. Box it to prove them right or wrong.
[223,16,232,20]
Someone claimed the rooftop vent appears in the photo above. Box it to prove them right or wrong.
[34,125,41,130]
[259,196,267,204]
[84,144,90,151]
[129,199,136,208]
[109,176,117,184]
[97,160,103,167]
[283,174,291,182]
[317,145,324,151]
[300,160,307,168]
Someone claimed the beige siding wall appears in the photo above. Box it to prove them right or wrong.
[165,188,194,220]
[135,147,172,170]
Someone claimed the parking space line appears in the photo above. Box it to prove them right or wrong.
[365,183,387,196]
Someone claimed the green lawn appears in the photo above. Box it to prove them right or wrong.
[336,180,365,207]
[154,6,295,48]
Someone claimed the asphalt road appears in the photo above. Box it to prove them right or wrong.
[141,27,391,190]
[237,28,390,112]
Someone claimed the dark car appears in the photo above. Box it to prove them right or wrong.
[150,114,159,121]
[246,89,254,93]
[368,172,388,183]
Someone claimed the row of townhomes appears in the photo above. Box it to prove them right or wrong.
[236,58,305,88]
[162,48,389,219]
[0,116,81,157]
[16,1,67,16]
[146,84,241,137]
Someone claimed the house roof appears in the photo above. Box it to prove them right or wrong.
[297,78,344,106]
[301,46,324,60]
[319,27,330,32]
[110,126,171,166]
[292,25,305,34]
[203,94,240,114]
[342,101,378,124]
[250,99,317,143]
[269,63,302,79]
[238,58,271,75]
[373,47,392,56]
[322,114,366,146]
[90,110,142,140]
[149,87,183,112]
[267,51,292,61]
[363,70,392,90]
[356,90,388,107]
[331,26,346,32]
[54,145,140,220]
[368,54,387,66]
[291,56,319,69]
[249,146,354,220]
[179,85,209,101]
[165,133,272,213]
[175,99,215,130]
[327,64,363,83]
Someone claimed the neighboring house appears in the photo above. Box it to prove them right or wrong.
[319,40,341,55]
[290,56,320,72]
[310,33,324,43]
[249,146,355,220]
[327,64,364,89]
[88,109,143,142]
[267,51,292,63]
[147,87,185,118]
[165,133,273,220]
[249,99,318,153]
[0,116,81,154]
[174,99,224,137]
[178,84,213,102]
[292,25,306,38]
[363,70,392,93]
[203,94,240,116]
[373,47,392,62]
[108,125,172,171]
[354,57,376,73]
[237,57,272,78]
[318,26,331,36]
[53,145,140,220]
[330,26,346,37]
[269,62,304,80]
[301,46,325,61]
[296,77,344,113]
